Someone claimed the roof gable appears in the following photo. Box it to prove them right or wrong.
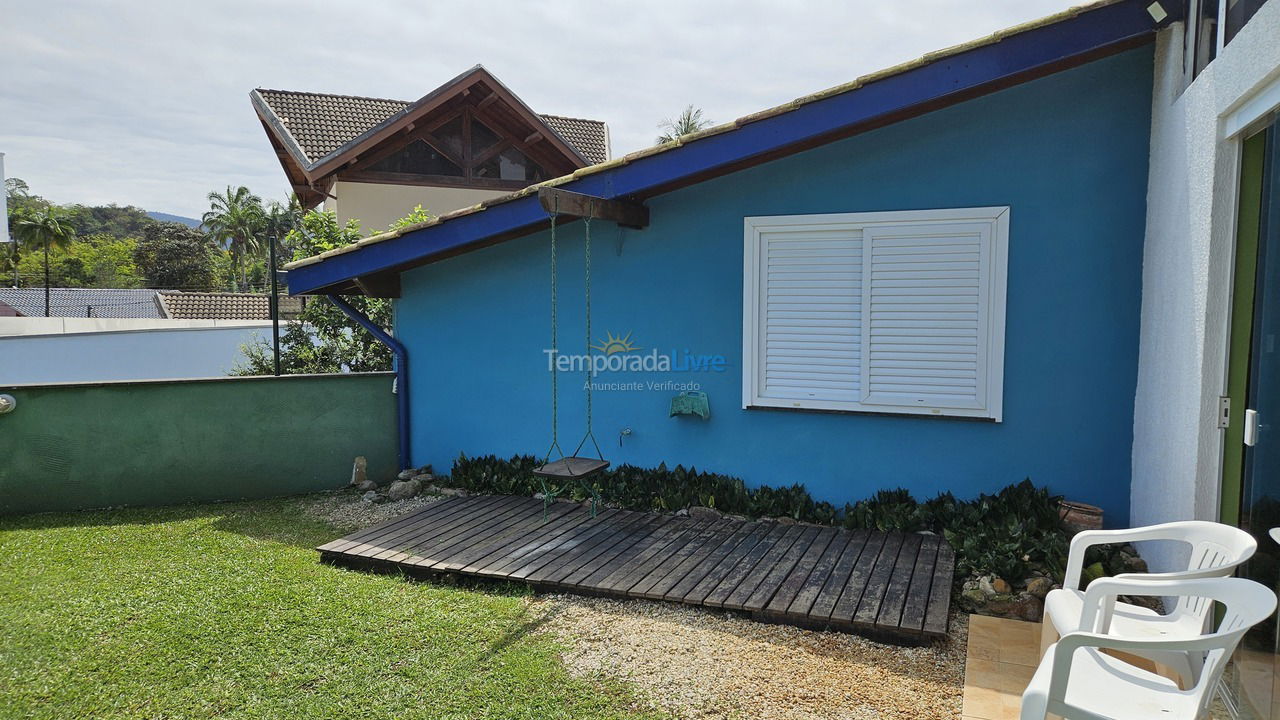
[253,66,610,200]
[285,0,1159,296]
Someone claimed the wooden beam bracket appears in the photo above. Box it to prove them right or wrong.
[352,271,401,298]
[537,187,649,229]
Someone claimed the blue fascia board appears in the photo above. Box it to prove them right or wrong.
[288,0,1154,295]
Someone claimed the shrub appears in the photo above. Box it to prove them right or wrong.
[449,455,1070,585]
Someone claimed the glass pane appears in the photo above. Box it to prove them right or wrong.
[1237,121,1280,720]
[470,119,501,157]
[431,116,464,161]
[1225,0,1270,45]
[474,147,549,183]
[367,139,463,177]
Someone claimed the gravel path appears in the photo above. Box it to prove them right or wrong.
[303,492,966,718]
[296,489,443,531]
[528,594,966,720]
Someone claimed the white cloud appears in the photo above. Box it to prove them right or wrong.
[0,0,1071,217]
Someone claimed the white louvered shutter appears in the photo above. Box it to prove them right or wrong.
[860,223,991,411]
[754,227,862,406]
[744,208,1006,420]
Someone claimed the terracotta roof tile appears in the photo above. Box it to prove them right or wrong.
[157,292,304,320]
[256,89,610,166]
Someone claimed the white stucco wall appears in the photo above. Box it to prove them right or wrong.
[324,180,507,235]
[0,324,272,384]
[1132,3,1280,572]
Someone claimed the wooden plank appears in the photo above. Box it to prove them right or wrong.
[556,515,671,589]
[451,505,600,575]
[676,522,771,604]
[396,491,542,561]
[318,497,469,553]
[763,526,841,617]
[922,542,956,637]
[339,496,497,559]
[405,499,551,565]
[361,496,526,562]
[899,535,941,633]
[521,511,652,584]
[821,531,883,622]
[415,500,581,570]
[875,533,923,629]
[722,525,808,611]
[596,519,710,594]
[501,510,637,581]
[476,507,617,579]
[785,530,862,618]
[702,524,794,608]
[850,532,907,627]
[630,519,736,599]
[538,187,649,229]
[373,496,532,563]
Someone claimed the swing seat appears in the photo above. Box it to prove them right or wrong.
[534,457,610,479]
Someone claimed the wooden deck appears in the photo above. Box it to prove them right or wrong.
[318,495,954,642]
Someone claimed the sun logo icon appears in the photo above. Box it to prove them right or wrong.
[591,331,641,355]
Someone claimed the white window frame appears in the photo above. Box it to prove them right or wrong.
[742,207,1009,421]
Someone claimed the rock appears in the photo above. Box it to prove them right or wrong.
[416,464,433,475]
[437,486,468,497]
[674,508,690,517]
[361,490,387,504]
[1122,552,1148,574]
[1025,577,1054,599]
[977,575,999,596]
[397,468,416,481]
[688,506,722,522]
[533,492,548,501]
[960,587,988,609]
[725,513,748,522]
[350,456,368,487]
[387,479,422,501]
[412,473,435,484]
[991,578,1012,594]
[772,516,797,525]
[1014,592,1045,622]
[355,479,378,492]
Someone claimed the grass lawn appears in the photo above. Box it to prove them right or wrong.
[0,498,665,720]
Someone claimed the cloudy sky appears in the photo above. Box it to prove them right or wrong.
[2,0,1069,218]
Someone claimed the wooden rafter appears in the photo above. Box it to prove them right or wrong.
[538,188,649,229]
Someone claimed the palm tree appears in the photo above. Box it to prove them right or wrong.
[262,195,303,253]
[11,206,76,316]
[202,186,264,292]
[656,105,713,145]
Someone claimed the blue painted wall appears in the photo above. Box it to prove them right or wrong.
[396,48,1153,524]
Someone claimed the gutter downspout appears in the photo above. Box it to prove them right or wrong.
[327,294,411,472]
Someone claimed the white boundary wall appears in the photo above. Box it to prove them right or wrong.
[0,322,275,384]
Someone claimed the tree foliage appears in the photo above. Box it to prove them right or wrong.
[202,186,265,292]
[235,210,398,375]
[134,222,220,291]
[655,105,713,145]
[15,234,141,289]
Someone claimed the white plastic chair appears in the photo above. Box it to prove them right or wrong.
[1022,576,1276,720]
[1041,520,1257,683]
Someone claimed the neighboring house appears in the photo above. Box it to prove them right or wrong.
[252,66,610,233]
[0,300,22,317]
[157,291,305,320]
[279,1,1280,712]
[0,287,166,318]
